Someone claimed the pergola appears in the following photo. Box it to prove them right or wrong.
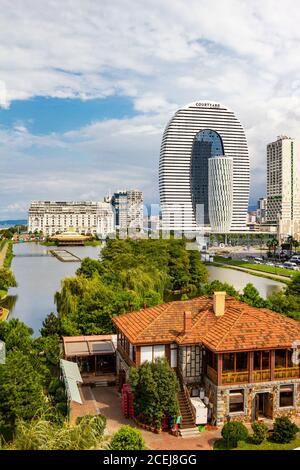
[63,335,117,379]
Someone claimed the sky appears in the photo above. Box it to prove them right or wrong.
[1,0,300,219]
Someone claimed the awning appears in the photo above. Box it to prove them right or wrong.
[60,359,83,404]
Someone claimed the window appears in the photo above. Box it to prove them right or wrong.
[140,345,165,363]
[223,352,248,372]
[170,343,178,368]
[275,349,294,369]
[279,385,294,408]
[229,389,244,413]
[223,353,234,372]
[254,351,270,370]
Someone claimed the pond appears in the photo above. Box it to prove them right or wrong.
[1,243,285,335]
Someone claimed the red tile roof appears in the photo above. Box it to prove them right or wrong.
[113,296,300,352]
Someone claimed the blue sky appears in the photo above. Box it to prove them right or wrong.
[1,0,300,219]
[0,96,137,135]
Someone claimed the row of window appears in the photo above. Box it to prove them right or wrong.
[229,385,295,413]
[208,349,294,373]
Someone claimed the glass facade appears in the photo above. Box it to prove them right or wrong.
[190,129,224,224]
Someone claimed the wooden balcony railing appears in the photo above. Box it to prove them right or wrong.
[117,342,135,367]
[274,366,300,380]
[222,370,249,385]
[253,370,271,382]
[207,365,218,384]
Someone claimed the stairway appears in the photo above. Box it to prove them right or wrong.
[177,388,196,430]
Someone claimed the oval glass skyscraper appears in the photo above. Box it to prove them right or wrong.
[159,101,250,233]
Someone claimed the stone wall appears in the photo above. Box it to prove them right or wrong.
[203,377,300,425]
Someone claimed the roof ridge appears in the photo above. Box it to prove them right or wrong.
[213,304,245,349]
[135,302,174,340]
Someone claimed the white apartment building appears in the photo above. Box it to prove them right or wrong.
[111,190,144,231]
[28,201,115,237]
[266,136,300,240]
[256,197,267,224]
[159,101,250,233]
[96,202,115,238]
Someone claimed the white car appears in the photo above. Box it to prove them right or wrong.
[283,261,299,270]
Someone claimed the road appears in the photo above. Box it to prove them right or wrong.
[0,241,8,268]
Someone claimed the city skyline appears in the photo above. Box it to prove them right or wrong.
[2,1,300,219]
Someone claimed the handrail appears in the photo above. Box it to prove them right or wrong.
[207,365,218,384]
[182,382,196,422]
[274,366,299,379]
[117,342,135,367]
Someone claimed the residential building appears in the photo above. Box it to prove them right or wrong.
[256,197,267,224]
[111,190,144,231]
[28,200,115,237]
[266,136,300,241]
[113,292,300,427]
[96,202,115,239]
[159,101,250,233]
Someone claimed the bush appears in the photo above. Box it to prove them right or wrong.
[251,421,268,444]
[110,425,145,450]
[273,416,298,444]
[221,421,249,448]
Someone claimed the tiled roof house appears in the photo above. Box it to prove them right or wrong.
[113,292,300,426]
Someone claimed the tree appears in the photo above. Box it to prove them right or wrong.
[0,350,46,438]
[273,416,298,444]
[0,318,33,355]
[240,283,267,308]
[130,359,179,428]
[287,273,300,297]
[40,312,61,337]
[203,280,239,298]
[221,421,249,448]
[0,268,17,291]
[110,426,145,450]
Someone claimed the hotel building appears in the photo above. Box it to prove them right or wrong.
[159,101,250,233]
[28,200,115,237]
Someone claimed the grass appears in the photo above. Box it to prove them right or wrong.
[214,256,296,278]
[214,435,300,450]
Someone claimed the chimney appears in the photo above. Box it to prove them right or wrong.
[213,292,226,317]
[184,310,192,333]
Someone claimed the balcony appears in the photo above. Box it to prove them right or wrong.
[253,370,271,382]
[274,366,300,380]
[222,370,249,385]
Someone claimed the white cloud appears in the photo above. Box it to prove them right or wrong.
[1,1,300,216]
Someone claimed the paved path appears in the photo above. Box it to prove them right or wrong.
[0,242,8,268]
[72,386,221,450]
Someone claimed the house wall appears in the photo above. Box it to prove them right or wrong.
[203,376,300,425]
[179,345,202,385]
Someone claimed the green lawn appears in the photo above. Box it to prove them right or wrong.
[214,256,296,278]
[214,435,300,450]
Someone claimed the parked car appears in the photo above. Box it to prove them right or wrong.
[290,255,300,264]
[283,261,299,270]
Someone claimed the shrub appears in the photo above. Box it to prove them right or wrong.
[273,416,298,444]
[110,425,145,450]
[75,414,107,439]
[251,421,268,444]
[221,421,249,448]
